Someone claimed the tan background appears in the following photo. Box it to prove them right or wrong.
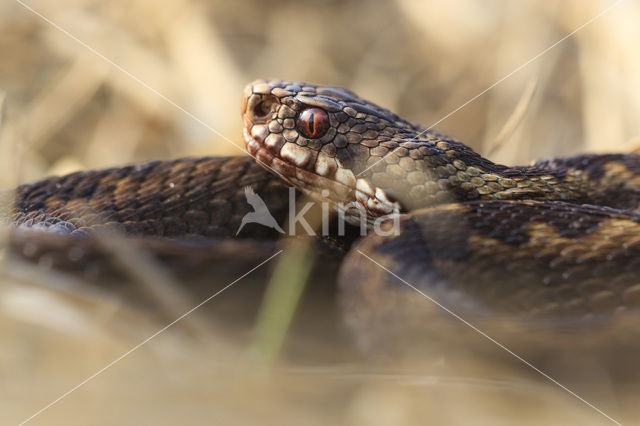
[2,0,640,185]
[1,0,639,425]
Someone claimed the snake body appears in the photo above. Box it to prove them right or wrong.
[7,79,640,350]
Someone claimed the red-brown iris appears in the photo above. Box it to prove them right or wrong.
[298,108,329,139]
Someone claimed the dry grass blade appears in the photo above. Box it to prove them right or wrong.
[0,91,6,133]
[486,77,538,158]
[24,54,108,150]
[93,232,214,339]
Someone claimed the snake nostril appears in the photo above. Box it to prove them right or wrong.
[252,96,276,120]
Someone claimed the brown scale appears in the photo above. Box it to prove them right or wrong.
[12,156,291,239]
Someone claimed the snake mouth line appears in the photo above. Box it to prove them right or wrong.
[244,129,401,225]
[244,129,354,204]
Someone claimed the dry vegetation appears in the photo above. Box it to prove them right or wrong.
[1,0,640,424]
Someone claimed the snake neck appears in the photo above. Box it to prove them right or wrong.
[349,130,603,212]
[394,141,640,212]
[394,137,640,211]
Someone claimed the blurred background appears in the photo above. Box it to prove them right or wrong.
[1,0,640,424]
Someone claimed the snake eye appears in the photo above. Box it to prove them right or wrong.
[299,108,329,139]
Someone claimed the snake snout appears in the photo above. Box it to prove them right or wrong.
[242,92,277,126]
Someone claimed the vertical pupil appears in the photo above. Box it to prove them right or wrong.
[298,108,328,139]
[308,113,315,134]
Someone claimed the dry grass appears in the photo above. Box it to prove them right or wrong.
[1,0,640,424]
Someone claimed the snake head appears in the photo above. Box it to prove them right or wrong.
[242,79,438,224]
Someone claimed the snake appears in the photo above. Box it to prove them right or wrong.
[6,79,640,353]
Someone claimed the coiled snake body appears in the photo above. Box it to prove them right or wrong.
[8,80,640,351]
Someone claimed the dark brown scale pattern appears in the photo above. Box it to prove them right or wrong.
[338,200,640,355]
[13,156,290,239]
[239,80,640,345]
[9,80,640,356]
